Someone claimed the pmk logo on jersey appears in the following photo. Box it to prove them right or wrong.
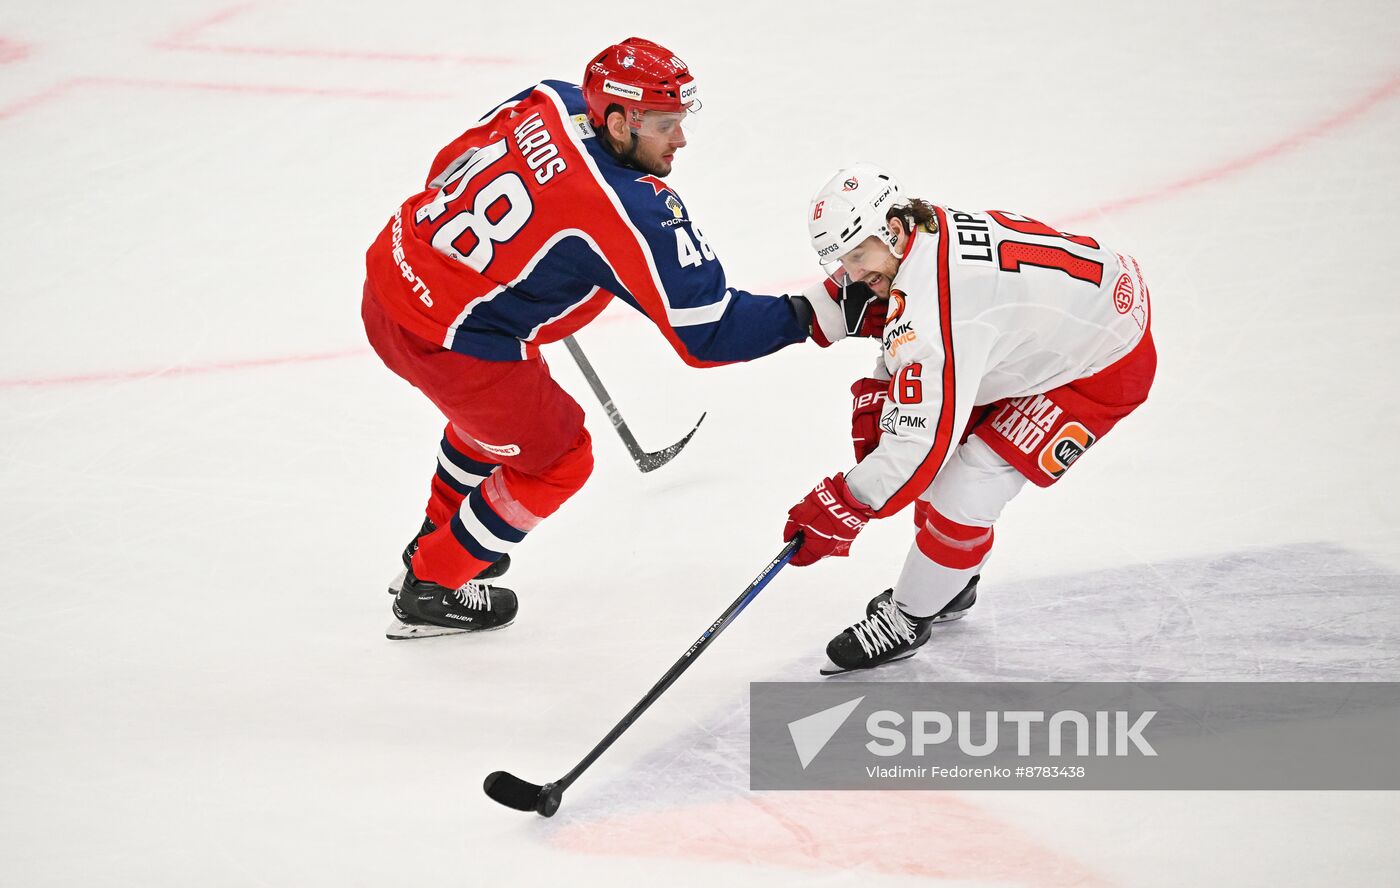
[880,403,899,435]
[887,289,907,324]
[1113,273,1135,314]
[1038,422,1095,478]
[842,178,859,191]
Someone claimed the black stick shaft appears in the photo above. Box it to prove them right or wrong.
[562,335,648,461]
[554,536,802,793]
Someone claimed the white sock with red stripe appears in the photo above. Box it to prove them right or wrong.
[894,438,1026,617]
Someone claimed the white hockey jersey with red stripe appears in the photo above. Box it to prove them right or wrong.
[844,206,1150,518]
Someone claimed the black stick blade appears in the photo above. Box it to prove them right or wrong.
[483,771,543,812]
[637,412,707,473]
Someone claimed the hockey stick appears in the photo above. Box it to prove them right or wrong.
[483,533,803,817]
[562,335,706,473]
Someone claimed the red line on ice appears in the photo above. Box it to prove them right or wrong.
[4,70,1397,388]
[0,37,33,64]
[154,3,522,66]
[1062,67,1400,223]
[0,348,372,390]
[0,74,451,119]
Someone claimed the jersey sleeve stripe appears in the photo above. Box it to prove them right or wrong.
[871,215,959,518]
[667,291,733,327]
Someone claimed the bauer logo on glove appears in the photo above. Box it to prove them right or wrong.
[783,473,875,566]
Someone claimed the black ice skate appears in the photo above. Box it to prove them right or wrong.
[390,518,510,595]
[385,570,518,640]
[820,598,936,676]
[865,575,978,624]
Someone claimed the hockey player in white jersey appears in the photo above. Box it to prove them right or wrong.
[783,163,1157,674]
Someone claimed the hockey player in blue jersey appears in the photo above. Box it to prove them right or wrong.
[363,37,883,638]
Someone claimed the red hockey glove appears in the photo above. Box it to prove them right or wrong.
[783,473,875,566]
[796,280,888,347]
[850,376,890,462]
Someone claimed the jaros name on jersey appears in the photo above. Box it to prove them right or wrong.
[511,112,569,185]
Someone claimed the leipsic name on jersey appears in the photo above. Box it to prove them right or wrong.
[845,206,1150,517]
[365,80,805,366]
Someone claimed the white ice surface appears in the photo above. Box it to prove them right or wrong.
[2,1,1399,886]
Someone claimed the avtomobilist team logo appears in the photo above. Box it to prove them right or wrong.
[1038,422,1095,478]
[842,178,859,191]
[887,289,907,324]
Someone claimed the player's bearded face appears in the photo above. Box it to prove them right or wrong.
[839,238,900,297]
[629,111,688,177]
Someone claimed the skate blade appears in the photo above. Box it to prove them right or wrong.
[384,616,516,640]
[819,648,921,677]
[385,617,470,640]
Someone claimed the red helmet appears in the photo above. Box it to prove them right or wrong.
[582,37,700,129]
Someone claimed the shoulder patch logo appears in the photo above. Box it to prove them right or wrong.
[570,113,595,139]
[887,289,907,324]
[665,194,684,219]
